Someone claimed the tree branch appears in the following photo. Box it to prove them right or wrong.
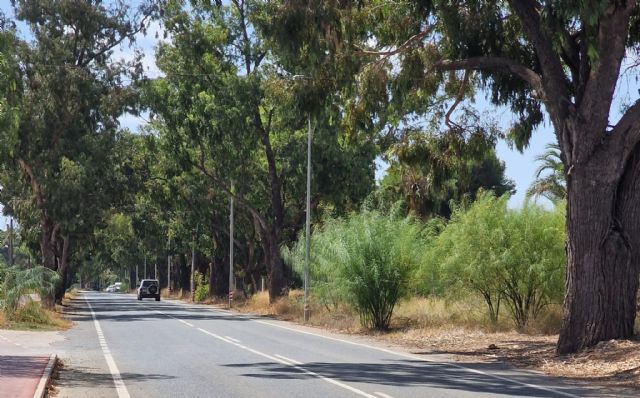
[434,57,544,95]
[17,158,45,208]
[445,70,471,131]
[192,160,269,233]
[578,3,635,136]
[354,25,434,60]
[612,100,640,161]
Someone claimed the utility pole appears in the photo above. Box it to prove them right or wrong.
[167,235,171,292]
[191,225,197,301]
[8,218,14,266]
[229,186,234,309]
[304,117,312,322]
[144,255,147,280]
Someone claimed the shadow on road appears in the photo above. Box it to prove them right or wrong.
[64,294,254,323]
[0,356,50,378]
[55,365,175,389]
[224,359,593,398]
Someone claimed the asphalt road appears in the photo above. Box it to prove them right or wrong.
[51,291,602,398]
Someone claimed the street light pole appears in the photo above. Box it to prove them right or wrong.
[167,235,171,292]
[191,225,198,301]
[229,183,234,309]
[304,117,313,322]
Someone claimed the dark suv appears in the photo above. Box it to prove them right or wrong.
[137,279,160,301]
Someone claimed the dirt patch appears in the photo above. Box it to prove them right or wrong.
[374,326,640,393]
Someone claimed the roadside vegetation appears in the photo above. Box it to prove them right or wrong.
[1,1,640,381]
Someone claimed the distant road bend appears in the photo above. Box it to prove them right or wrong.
[52,291,598,398]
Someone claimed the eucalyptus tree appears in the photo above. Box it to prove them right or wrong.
[148,0,376,302]
[0,1,154,300]
[265,0,640,353]
[380,130,514,219]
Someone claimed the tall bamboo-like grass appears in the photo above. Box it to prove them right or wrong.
[284,211,427,330]
[0,265,60,317]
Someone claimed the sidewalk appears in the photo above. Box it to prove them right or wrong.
[0,331,62,398]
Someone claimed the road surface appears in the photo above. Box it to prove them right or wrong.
[52,291,602,398]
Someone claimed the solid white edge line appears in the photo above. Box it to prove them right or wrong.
[152,296,580,398]
[85,295,131,398]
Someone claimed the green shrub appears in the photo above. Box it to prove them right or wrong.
[193,271,209,302]
[285,211,426,330]
[423,192,565,329]
[1,265,60,316]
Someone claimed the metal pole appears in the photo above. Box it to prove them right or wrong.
[136,264,138,286]
[304,117,312,322]
[167,236,171,292]
[229,184,234,309]
[144,256,147,280]
[8,218,14,266]
[191,226,197,301]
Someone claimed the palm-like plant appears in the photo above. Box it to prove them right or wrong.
[527,143,566,202]
[0,265,59,315]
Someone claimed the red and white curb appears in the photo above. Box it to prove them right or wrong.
[33,354,57,398]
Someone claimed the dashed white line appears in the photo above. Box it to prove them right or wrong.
[195,327,377,398]
[274,354,303,365]
[148,296,581,398]
[86,297,130,398]
[252,319,581,398]
[155,309,194,327]
[374,392,395,398]
[224,336,241,343]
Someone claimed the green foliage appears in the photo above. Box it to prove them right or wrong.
[193,271,209,302]
[423,193,565,329]
[0,265,60,316]
[285,211,426,330]
[526,143,566,203]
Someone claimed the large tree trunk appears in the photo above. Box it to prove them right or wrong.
[40,216,57,271]
[210,253,229,297]
[557,139,640,354]
[267,226,285,302]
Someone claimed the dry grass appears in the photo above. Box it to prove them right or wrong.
[235,290,361,331]
[161,289,193,300]
[63,288,79,301]
[0,301,71,331]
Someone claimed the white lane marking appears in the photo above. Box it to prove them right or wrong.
[224,336,241,343]
[196,327,377,398]
[374,392,395,398]
[252,320,580,398]
[85,296,131,398]
[145,296,580,398]
[154,309,194,327]
[274,354,303,365]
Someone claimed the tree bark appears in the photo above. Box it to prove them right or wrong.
[267,226,285,302]
[557,135,640,353]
